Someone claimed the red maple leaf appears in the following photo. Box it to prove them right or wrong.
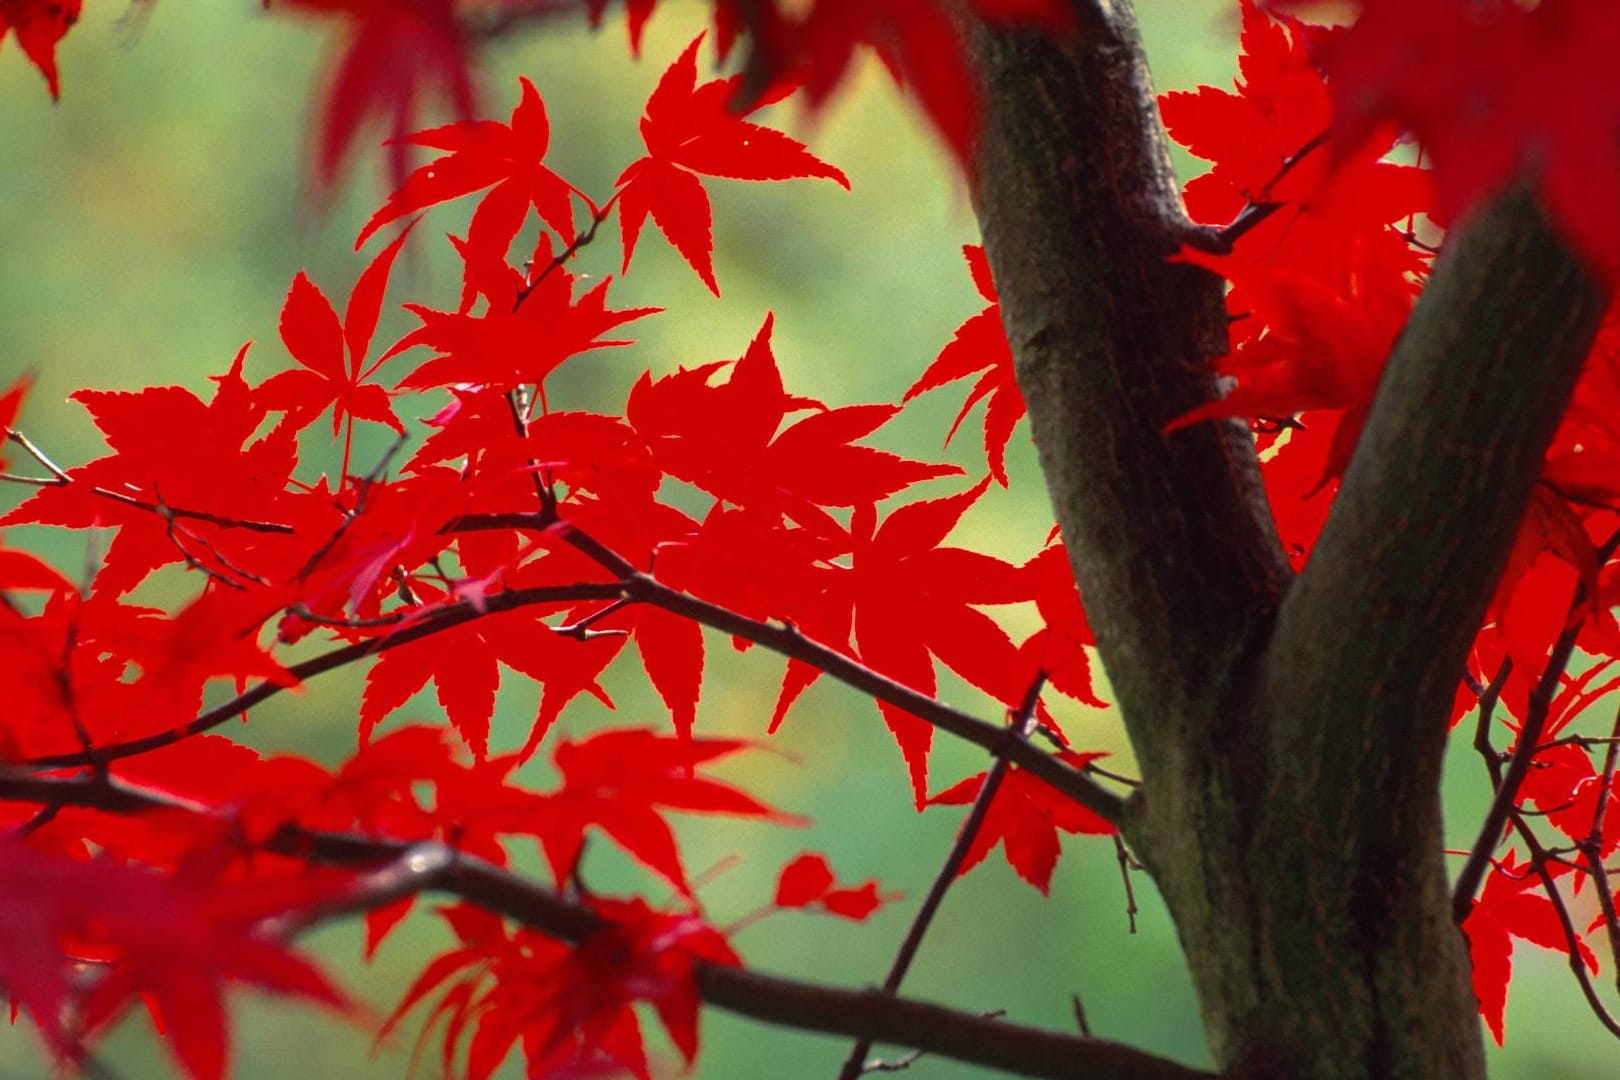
[1255,420,1338,569]
[615,35,849,296]
[904,245,1026,487]
[552,897,740,1068]
[927,750,1115,893]
[635,502,852,741]
[355,76,580,261]
[1160,0,1432,463]
[0,539,70,594]
[0,590,117,759]
[1159,0,1430,271]
[1462,851,1598,1045]
[773,852,897,920]
[256,225,413,447]
[409,399,662,528]
[771,480,1026,806]
[115,587,299,727]
[273,0,477,195]
[0,371,33,471]
[1019,543,1106,710]
[385,897,738,1080]
[0,0,81,98]
[276,469,471,635]
[359,586,622,762]
[1167,239,1415,438]
[527,728,792,894]
[1519,742,1620,854]
[386,234,656,395]
[627,314,959,538]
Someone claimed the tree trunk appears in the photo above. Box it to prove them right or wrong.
[966,3,1607,1077]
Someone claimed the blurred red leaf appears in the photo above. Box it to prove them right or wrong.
[0,0,81,98]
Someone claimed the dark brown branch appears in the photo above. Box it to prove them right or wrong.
[698,966,1214,1080]
[615,572,1126,824]
[1470,656,1515,792]
[1266,187,1606,819]
[1453,612,1585,921]
[1187,129,1330,255]
[0,773,1210,1080]
[19,560,1124,823]
[459,511,1126,821]
[1113,833,1140,934]
[966,2,1289,815]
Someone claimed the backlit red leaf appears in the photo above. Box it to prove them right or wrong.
[928,750,1115,893]
[616,35,849,295]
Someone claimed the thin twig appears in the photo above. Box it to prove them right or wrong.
[1454,616,1587,921]
[513,196,618,309]
[1454,526,1620,921]
[1578,697,1620,994]
[1472,655,1514,790]
[835,675,1047,1080]
[1071,994,1092,1038]
[6,429,295,533]
[1113,834,1140,934]
[506,387,557,513]
[1188,129,1330,253]
[8,428,71,480]
[554,597,632,639]
[857,1011,1006,1074]
[1083,760,1142,789]
[8,802,60,839]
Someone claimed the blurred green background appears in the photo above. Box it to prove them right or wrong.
[0,1,1608,1077]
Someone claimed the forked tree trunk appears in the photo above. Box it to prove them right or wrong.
[966,3,1606,1077]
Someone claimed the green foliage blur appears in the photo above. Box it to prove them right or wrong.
[0,2,1606,1077]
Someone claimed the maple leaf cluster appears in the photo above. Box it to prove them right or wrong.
[10,0,1620,1074]
[0,28,1123,1078]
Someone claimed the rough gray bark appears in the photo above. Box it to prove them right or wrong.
[967,2,1607,1077]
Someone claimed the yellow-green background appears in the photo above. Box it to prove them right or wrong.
[0,1,1605,1077]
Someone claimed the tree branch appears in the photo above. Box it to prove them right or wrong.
[965,1,1290,805]
[0,772,1208,1080]
[18,514,1124,822]
[1453,586,1591,920]
[1263,187,1606,820]
[1240,189,1605,1076]
[616,572,1126,823]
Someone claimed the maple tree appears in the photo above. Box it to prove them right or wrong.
[5,0,1620,1077]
